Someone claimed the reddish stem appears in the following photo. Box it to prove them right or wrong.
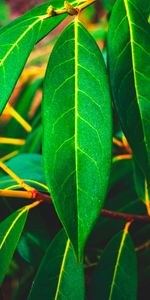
[36,191,150,222]
[101,209,150,222]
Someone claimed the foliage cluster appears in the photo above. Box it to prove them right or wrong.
[0,0,150,299]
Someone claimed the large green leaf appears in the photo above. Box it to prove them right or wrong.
[28,230,84,300]
[43,19,112,260]
[108,0,150,185]
[89,228,137,300]
[0,0,84,115]
[0,206,28,285]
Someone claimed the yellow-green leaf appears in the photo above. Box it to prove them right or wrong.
[0,206,28,285]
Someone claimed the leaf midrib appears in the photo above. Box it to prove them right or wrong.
[108,229,128,300]
[0,207,27,250]
[54,239,70,300]
[74,17,79,256]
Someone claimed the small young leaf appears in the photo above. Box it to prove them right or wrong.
[108,0,150,183]
[89,227,137,300]
[43,19,112,260]
[28,230,85,300]
[0,206,28,285]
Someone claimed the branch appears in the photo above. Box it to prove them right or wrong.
[113,154,132,162]
[5,103,32,133]
[101,209,150,222]
[0,137,25,146]
[113,136,132,154]
[1,189,150,223]
[46,0,96,18]
[0,161,33,192]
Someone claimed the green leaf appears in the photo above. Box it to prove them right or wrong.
[137,0,150,20]
[28,230,84,300]
[5,78,42,139]
[0,206,28,285]
[20,113,42,154]
[0,154,47,191]
[89,228,137,300]
[102,0,116,12]
[43,19,112,260]
[17,210,50,268]
[133,159,145,199]
[21,125,42,154]
[0,0,82,115]
[0,15,43,115]
[108,0,150,182]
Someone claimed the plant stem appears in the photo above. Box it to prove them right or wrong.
[0,161,33,192]
[113,137,124,148]
[0,150,19,162]
[1,188,150,222]
[101,209,150,222]
[45,0,96,18]
[5,104,32,133]
[26,199,44,210]
[113,154,132,162]
[77,0,96,11]
[0,137,25,145]
[145,180,150,216]
[0,189,34,199]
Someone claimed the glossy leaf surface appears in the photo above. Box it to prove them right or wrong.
[28,230,84,300]
[108,0,150,182]
[90,228,137,300]
[43,19,112,259]
[0,206,28,285]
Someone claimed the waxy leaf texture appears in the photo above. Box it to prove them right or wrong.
[43,18,112,260]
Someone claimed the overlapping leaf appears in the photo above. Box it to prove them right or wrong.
[17,210,50,268]
[0,154,47,191]
[108,0,150,187]
[0,0,84,115]
[28,230,84,300]
[89,228,137,300]
[43,19,112,260]
[137,0,150,19]
[0,206,28,285]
